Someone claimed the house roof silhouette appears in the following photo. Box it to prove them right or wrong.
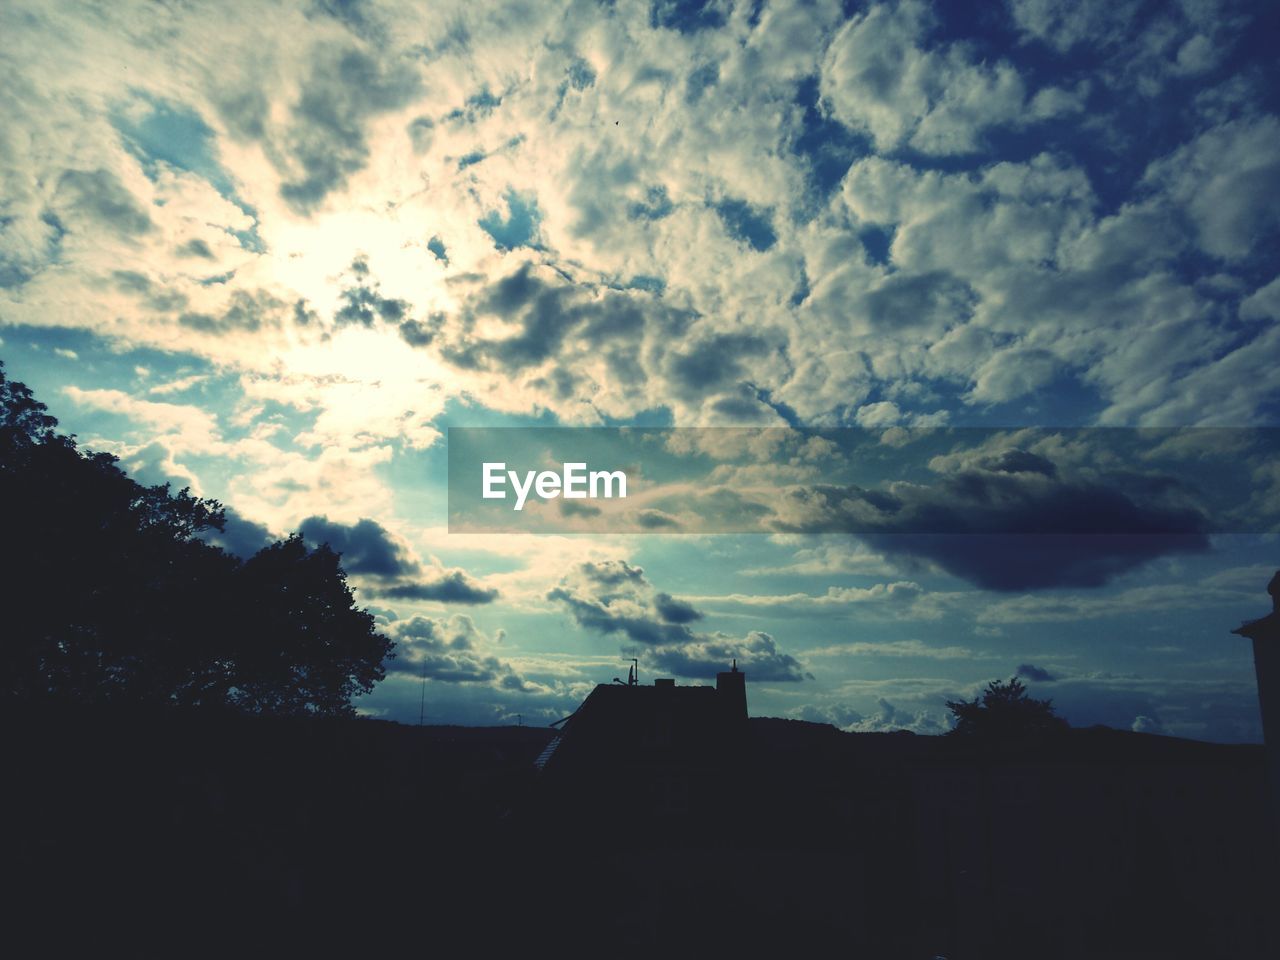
[536,663,747,776]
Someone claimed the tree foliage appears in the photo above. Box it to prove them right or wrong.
[0,360,392,716]
[945,676,1069,739]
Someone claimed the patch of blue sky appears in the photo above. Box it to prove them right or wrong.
[789,269,810,307]
[477,187,542,251]
[617,274,665,294]
[386,399,569,526]
[923,9,1272,216]
[0,329,329,502]
[748,385,803,427]
[650,0,727,34]
[241,399,322,452]
[375,444,450,529]
[1255,394,1280,426]
[959,369,1105,428]
[713,197,776,252]
[2,324,205,407]
[857,225,895,268]
[443,88,503,124]
[112,96,265,253]
[791,75,872,207]
[684,61,718,104]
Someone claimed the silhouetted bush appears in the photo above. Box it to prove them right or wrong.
[945,676,1069,739]
[0,360,391,715]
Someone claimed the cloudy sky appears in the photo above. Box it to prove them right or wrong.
[2,0,1278,739]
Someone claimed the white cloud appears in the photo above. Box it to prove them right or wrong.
[820,1,1072,156]
[1142,115,1280,262]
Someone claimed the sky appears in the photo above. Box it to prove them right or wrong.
[2,0,1278,739]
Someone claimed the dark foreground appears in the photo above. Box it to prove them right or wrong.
[8,706,1277,958]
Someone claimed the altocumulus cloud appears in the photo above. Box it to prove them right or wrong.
[300,515,498,604]
[548,560,809,682]
[1,0,1277,732]
[384,614,547,694]
[2,0,1277,432]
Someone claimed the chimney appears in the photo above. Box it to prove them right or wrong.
[715,659,747,723]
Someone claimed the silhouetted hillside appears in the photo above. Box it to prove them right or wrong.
[9,705,1276,957]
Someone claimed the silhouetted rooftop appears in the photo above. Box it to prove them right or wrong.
[544,671,747,774]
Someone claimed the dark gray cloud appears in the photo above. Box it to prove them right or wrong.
[309,0,384,41]
[375,572,499,605]
[770,455,1211,590]
[178,289,286,334]
[635,509,681,529]
[299,515,416,577]
[575,559,648,588]
[0,210,64,288]
[558,499,601,518]
[860,533,1207,592]
[548,559,702,645]
[201,507,276,559]
[549,560,807,682]
[299,515,498,603]
[397,316,440,346]
[475,263,581,368]
[428,264,698,413]
[177,238,215,259]
[54,169,153,236]
[335,257,412,327]
[269,46,421,213]
[547,587,695,645]
[1016,663,1056,682]
[216,85,270,142]
[665,332,774,397]
[112,270,189,311]
[407,116,434,153]
[653,591,703,624]
[708,390,778,424]
[643,631,808,682]
[859,270,976,334]
[978,449,1058,478]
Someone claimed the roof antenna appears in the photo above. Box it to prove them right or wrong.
[418,656,429,726]
[732,658,738,672]
[614,658,640,686]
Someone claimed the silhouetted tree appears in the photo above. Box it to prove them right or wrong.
[945,676,1069,739]
[0,360,391,715]
[227,535,389,716]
